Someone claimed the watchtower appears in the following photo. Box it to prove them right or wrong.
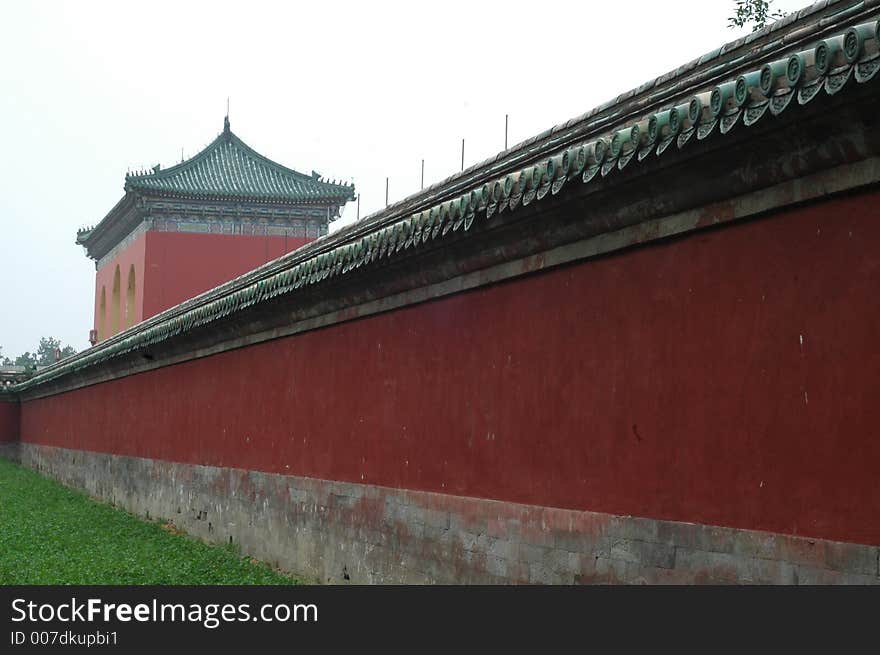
[77,118,354,343]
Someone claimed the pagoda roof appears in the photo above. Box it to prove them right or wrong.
[124,118,355,204]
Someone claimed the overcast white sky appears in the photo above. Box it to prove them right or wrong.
[0,0,808,357]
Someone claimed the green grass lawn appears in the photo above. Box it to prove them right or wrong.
[0,458,300,585]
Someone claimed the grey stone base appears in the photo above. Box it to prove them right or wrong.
[5,443,879,584]
[0,442,19,462]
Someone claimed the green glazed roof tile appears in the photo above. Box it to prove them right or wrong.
[124,118,355,203]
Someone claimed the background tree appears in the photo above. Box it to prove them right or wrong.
[0,337,77,369]
[36,336,76,366]
[729,0,785,31]
[12,352,37,369]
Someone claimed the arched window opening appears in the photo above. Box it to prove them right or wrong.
[125,265,136,329]
[98,287,107,342]
[110,265,121,336]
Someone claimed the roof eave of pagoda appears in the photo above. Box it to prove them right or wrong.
[121,185,355,206]
[76,191,140,261]
[77,185,354,262]
[77,121,356,260]
[122,124,356,202]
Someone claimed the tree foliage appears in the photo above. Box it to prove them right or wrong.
[12,352,37,369]
[1,337,77,368]
[36,336,76,366]
[729,0,786,32]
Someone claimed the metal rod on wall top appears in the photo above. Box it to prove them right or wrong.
[461,139,465,171]
[385,177,389,207]
[505,114,508,150]
[421,159,424,190]
[357,193,360,220]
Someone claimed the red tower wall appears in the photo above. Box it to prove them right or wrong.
[23,191,880,546]
[92,231,313,339]
[141,231,310,319]
[93,232,147,340]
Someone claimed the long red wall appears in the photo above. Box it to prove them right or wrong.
[22,191,880,545]
[142,231,310,319]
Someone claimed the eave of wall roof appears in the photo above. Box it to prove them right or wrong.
[332,0,879,241]
[27,1,880,394]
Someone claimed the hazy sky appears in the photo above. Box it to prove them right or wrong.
[0,0,807,357]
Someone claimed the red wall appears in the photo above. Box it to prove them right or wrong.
[92,231,311,338]
[142,232,310,319]
[0,400,20,443]
[94,231,147,339]
[24,191,880,545]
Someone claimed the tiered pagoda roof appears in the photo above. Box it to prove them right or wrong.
[76,118,355,260]
[123,118,354,204]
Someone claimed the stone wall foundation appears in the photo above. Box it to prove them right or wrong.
[5,444,878,585]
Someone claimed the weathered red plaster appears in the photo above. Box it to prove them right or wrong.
[21,190,880,545]
[93,231,311,337]
[94,231,147,335]
[141,231,310,318]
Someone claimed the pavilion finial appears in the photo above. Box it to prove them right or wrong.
[223,114,230,135]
